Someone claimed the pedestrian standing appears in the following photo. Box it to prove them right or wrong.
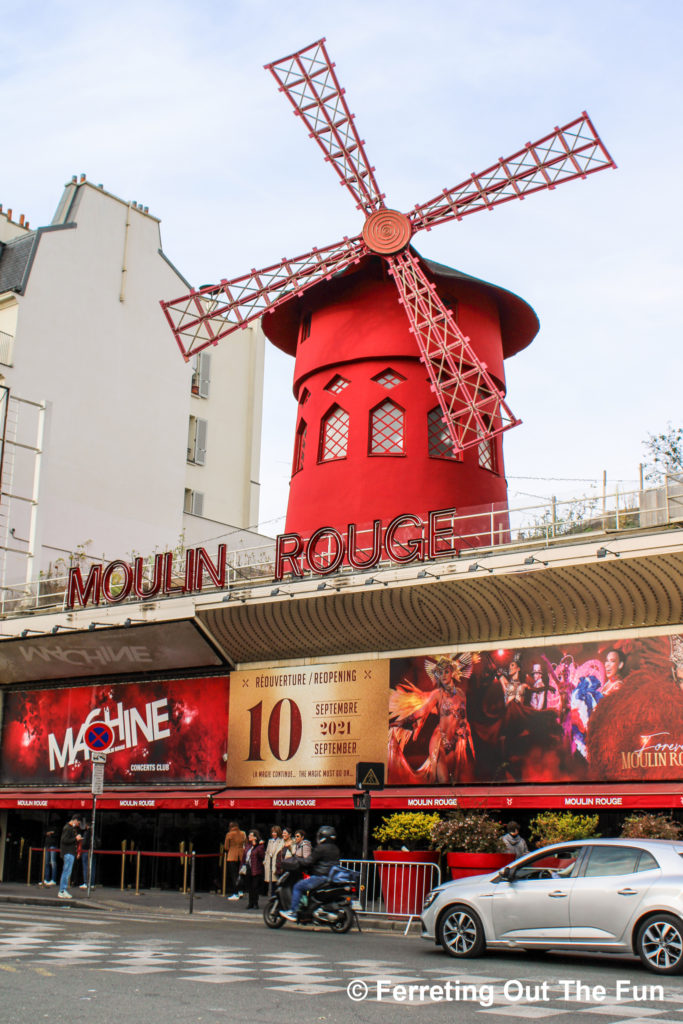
[240,830,266,909]
[79,821,92,889]
[502,821,529,857]
[264,825,284,895]
[224,821,246,900]
[43,824,59,886]
[58,814,82,899]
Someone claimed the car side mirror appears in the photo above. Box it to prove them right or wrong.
[497,866,512,882]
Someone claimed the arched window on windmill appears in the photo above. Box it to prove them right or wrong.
[319,405,350,462]
[370,399,405,456]
[427,407,462,461]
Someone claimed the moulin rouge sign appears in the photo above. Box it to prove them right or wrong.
[66,507,459,609]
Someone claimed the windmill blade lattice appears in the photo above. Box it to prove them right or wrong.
[162,234,365,360]
[265,38,384,216]
[387,250,519,455]
[409,113,615,232]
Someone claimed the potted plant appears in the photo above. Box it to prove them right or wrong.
[620,813,683,840]
[372,813,441,915]
[529,811,600,869]
[430,811,510,879]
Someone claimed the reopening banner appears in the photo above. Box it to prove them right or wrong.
[388,633,683,785]
[0,676,229,785]
[227,661,390,786]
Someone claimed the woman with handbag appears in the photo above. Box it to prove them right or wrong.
[240,830,266,909]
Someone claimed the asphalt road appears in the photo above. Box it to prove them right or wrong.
[1,902,682,1024]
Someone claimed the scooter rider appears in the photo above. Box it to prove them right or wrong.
[279,825,340,922]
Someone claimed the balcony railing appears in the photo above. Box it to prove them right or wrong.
[0,479,681,618]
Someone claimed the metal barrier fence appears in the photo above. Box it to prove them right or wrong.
[341,858,441,933]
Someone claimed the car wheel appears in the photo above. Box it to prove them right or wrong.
[636,913,683,974]
[438,904,486,959]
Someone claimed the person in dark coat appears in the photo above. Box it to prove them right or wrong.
[43,824,60,886]
[279,825,340,921]
[58,814,82,899]
[240,830,266,909]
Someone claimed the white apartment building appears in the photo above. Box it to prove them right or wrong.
[0,177,267,597]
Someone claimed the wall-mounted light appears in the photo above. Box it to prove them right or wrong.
[417,569,440,579]
[596,547,620,559]
[468,562,493,573]
[123,618,147,627]
[317,581,341,592]
[270,587,294,598]
[365,577,388,587]
[50,624,78,634]
[20,628,45,637]
[524,556,548,567]
[88,622,113,631]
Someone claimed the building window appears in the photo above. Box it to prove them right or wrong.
[325,374,350,394]
[319,405,349,462]
[370,400,405,455]
[187,415,207,465]
[293,419,307,474]
[478,432,497,472]
[300,312,312,343]
[299,386,311,405]
[372,368,405,389]
[184,488,204,516]
[191,352,211,398]
[428,407,461,460]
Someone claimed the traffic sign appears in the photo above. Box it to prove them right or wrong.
[84,721,114,753]
[355,761,385,790]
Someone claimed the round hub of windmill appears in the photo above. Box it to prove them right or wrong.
[362,208,413,254]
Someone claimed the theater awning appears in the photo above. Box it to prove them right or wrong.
[211,788,355,810]
[0,789,211,810]
[369,784,683,811]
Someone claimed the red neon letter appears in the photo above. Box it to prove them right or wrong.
[347,521,381,569]
[274,533,304,581]
[305,527,345,575]
[101,560,134,604]
[66,564,103,609]
[195,544,227,589]
[384,514,424,563]
[133,554,164,598]
[428,506,458,559]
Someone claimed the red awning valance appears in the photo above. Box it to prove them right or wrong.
[211,787,355,810]
[0,789,211,810]
[369,784,683,811]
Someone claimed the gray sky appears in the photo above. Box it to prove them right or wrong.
[4,0,682,535]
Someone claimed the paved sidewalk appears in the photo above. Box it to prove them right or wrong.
[0,880,418,932]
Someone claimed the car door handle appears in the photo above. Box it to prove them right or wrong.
[548,891,568,898]
[617,888,639,896]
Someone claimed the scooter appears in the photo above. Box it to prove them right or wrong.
[263,867,360,933]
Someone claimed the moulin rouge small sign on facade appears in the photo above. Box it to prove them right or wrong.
[65,507,459,609]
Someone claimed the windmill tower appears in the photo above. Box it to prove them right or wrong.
[162,40,615,558]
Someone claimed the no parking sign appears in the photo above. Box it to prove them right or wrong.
[84,722,114,754]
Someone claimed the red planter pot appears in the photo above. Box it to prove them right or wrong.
[446,852,515,880]
[373,851,440,916]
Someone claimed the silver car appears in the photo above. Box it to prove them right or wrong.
[420,838,683,974]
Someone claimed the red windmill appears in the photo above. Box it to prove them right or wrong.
[161,39,615,568]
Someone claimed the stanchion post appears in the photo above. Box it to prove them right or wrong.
[40,846,46,886]
[120,839,127,891]
[221,848,227,897]
[135,849,141,895]
[189,851,196,915]
[87,793,97,897]
[180,842,187,893]
[26,846,32,886]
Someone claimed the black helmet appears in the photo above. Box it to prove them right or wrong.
[316,825,336,843]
